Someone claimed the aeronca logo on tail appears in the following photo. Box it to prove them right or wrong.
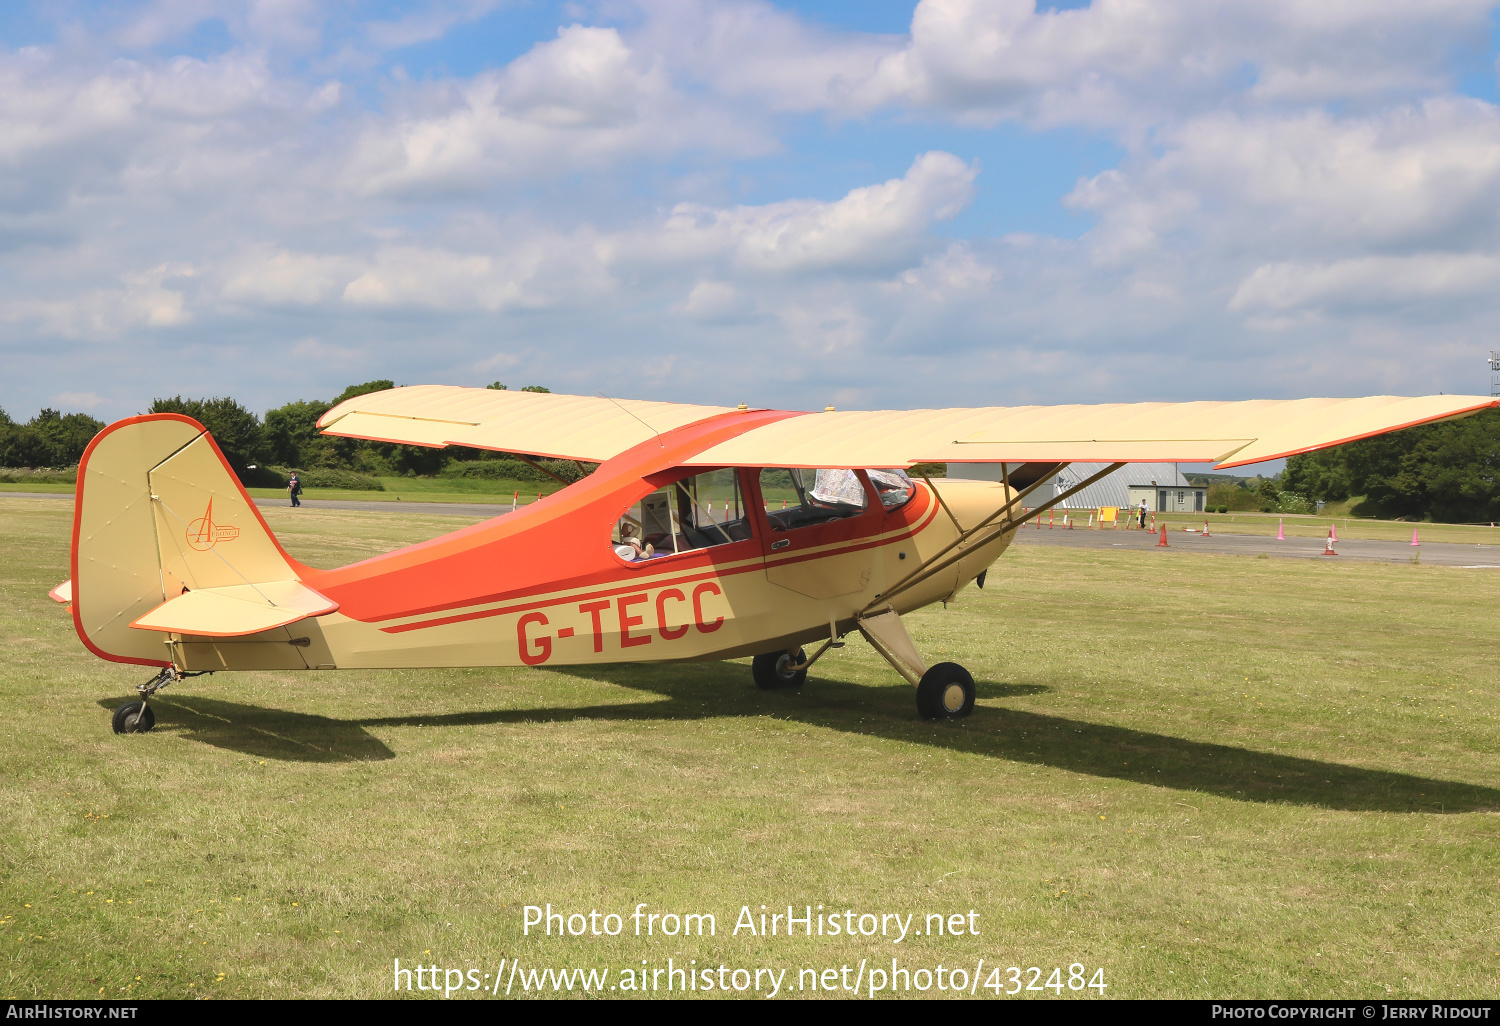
[186,497,240,551]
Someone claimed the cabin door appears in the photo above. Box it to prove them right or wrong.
[754,468,881,599]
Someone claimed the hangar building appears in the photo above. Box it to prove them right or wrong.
[946,462,1208,513]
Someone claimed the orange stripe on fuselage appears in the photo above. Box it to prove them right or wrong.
[376,493,943,634]
[308,409,804,624]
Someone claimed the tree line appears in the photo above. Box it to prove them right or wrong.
[0,379,564,486]
[0,408,106,469]
[1280,407,1500,522]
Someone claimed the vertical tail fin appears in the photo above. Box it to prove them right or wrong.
[72,414,315,665]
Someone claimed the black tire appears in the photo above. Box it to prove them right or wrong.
[752,649,807,690]
[916,663,975,720]
[111,701,155,734]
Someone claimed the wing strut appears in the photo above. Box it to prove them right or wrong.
[863,462,1126,615]
[860,462,1064,615]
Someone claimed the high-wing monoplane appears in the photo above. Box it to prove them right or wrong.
[53,387,1497,732]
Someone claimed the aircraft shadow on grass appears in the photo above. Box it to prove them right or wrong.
[102,664,1500,815]
[98,695,397,763]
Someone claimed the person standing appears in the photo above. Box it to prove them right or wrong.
[288,472,302,508]
[1138,499,1147,529]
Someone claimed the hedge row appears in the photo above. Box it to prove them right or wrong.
[0,467,78,484]
[261,466,386,491]
[441,458,594,484]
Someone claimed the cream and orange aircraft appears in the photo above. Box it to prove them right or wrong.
[52,386,1496,733]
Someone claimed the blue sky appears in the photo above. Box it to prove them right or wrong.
[3,0,1500,449]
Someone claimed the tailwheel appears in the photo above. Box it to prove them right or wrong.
[916,662,975,720]
[111,700,156,734]
[752,649,807,690]
[109,666,208,734]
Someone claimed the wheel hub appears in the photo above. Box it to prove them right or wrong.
[942,683,965,712]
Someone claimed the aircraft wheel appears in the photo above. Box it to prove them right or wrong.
[752,649,807,690]
[916,663,975,720]
[112,700,155,734]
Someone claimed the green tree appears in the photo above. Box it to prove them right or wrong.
[148,396,265,480]
[486,382,507,390]
[520,385,550,393]
[0,409,105,468]
[1281,448,1354,503]
[1254,475,1281,509]
[332,380,396,405]
[262,399,333,468]
[1282,409,1500,521]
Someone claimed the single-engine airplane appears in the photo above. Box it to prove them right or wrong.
[52,386,1498,733]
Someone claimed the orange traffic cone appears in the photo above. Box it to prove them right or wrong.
[1157,524,1169,547]
[1411,527,1420,546]
[1276,519,1285,541]
[1330,522,1338,542]
[1321,527,1337,556]
[1202,520,1211,537]
[511,490,518,511]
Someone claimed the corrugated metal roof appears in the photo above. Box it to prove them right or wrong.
[947,462,1197,509]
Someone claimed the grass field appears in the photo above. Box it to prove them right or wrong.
[2,495,1498,1000]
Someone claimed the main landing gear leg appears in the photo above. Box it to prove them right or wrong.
[111,667,212,734]
[857,609,975,721]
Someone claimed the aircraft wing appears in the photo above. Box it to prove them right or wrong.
[683,395,1498,469]
[317,386,1496,470]
[318,385,734,463]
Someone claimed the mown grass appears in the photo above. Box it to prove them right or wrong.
[0,482,75,495]
[2,496,1498,1000]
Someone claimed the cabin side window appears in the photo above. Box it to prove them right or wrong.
[868,468,916,511]
[759,468,869,530]
[612,469,751,561]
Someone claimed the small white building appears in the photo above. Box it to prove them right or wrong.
[1127,480,1208,513]
[947,462,1206,512]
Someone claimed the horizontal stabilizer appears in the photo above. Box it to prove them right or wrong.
[130,581,337,638]
[49,580,72,603]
